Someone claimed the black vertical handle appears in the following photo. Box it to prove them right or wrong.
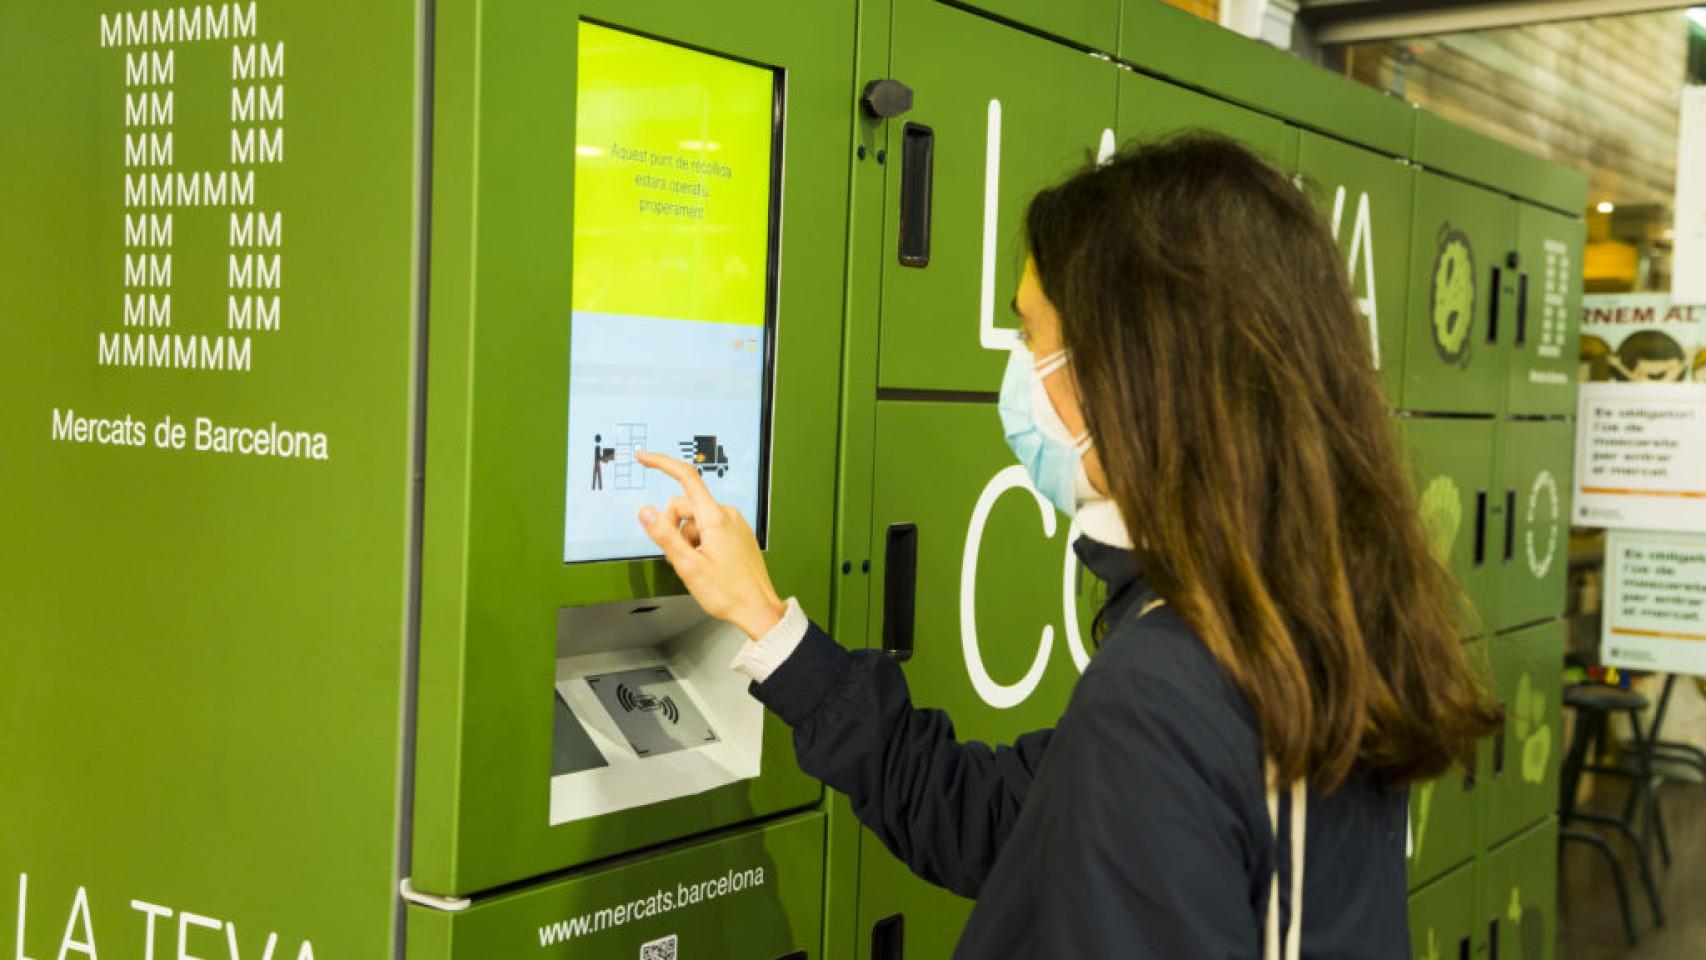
[883,523,918,660]
[1493,703,1508,777]
[1515,271,1530,347]
[1503,488,1516,564]
[1487,266,1503,344]
[898,124,934,267]
[1459,934,1472,960]
[1489,918,1500,960]
[872,913,905,960]
[1473,489,1489,567]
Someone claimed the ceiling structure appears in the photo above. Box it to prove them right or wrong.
[1299,0,1702,44]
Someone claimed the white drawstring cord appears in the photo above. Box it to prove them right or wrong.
[1263,764,1307,960]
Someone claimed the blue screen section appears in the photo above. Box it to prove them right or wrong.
[564,312,767,563]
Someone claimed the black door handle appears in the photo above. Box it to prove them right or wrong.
[1515,271,1530,348]
[1473,489,1489,568]
[898,124,934,267]
[873,913,905,960]
[883,524,918,660]
[1503,488,1516,565]
[1487,265,1502,345]
[1493,703,1508,777]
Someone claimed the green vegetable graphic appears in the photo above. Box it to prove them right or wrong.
[1430,225,1476,366]
[1514,672,1552,784]
[1412,781,1435,859]
[1419,475,1463,563]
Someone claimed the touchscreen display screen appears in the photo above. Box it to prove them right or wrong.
[564,21,780,563]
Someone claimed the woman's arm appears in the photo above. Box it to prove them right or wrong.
[630,450,1047,898]
[750,616,1051,899]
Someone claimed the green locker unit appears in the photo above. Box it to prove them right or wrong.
[1408,862,1478,960]
[1483,623,1564,848]
[853,400,1107,957]
[1412,110,1587,223]
[1,3,427,958]
[409,0,855,905]
[1117,68,1293,165]
[408,812,827,959]
[1294,131,1415,402]
[1399,417,1500,635]
[1481,818,1559,960]
[1118,0,1413,158]
[1404,171,1519,415]
[1509,203,1585,416]
[955,0,1121,51]
[1490,420,1573,631]
[876,0,1118,393]
[1407,640,1486,891]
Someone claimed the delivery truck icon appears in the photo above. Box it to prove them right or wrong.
[679,435,730,478]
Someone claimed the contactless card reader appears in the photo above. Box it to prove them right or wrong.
[550,594,762,825]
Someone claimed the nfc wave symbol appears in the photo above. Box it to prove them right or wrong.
[615,682,681,725]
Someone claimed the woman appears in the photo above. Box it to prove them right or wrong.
[633,134,1500,959]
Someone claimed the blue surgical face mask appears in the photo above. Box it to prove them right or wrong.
[999,347,1093,516]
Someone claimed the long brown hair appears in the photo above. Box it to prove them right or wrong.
[1026,134,1500,790]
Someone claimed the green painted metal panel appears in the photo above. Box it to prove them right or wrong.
[407,812,827,959]
[956,0,1121,51]
[1118,69,1290,163]
[1404,171,1518,415]
[1117,0,1413,157]
[1508,203,1585,416]
[1295,131,1416,404]
[1400,417,1497,635]
[1483,623,1564,848]
[855,399,1106,958]
[1406,641,1487,891]
[1490,420,1573,631]
[1408,861,1478,960]
[1481,817,1559,960]
[876,0,1117,392]
[0,2,422,958]
[1413,111,1588,215]
[411,0,854,896]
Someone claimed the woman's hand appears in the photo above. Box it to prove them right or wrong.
[635,451,787,641]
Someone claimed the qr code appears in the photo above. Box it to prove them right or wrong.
[639,934,678,960]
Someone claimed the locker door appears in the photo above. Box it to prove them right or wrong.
[1490,419,1573,631]
[878,0,1118,393]
[1408,861,1477,960]
[1400,417,1499,633]
[1482,818,1559,960]
[1483,622,1564,847]
[1508,203,1584,416]
[1117,69,1292,165]
[1408,639,1487,891]
[1295,131,1414,404]
[855,400,1107,959]
[1404,172,1518,415]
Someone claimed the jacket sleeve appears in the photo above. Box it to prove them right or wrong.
[749,622,1051,899]
[1024,656,1269,958]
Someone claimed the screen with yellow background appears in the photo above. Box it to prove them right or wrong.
[571,21,775,327]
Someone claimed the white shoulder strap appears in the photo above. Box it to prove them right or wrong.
[1263,762,1308,960]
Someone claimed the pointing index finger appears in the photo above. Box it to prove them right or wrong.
[636,450,718,514]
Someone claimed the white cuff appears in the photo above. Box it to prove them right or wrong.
[729,597,808,684]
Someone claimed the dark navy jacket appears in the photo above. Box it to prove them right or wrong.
[751,537,1410,958]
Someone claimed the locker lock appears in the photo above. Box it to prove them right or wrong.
[862,79,915,119]
[1506,250,1520,269]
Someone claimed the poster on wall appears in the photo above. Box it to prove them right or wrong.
[1574,295,1706,532]
[1603,531,1706,674]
